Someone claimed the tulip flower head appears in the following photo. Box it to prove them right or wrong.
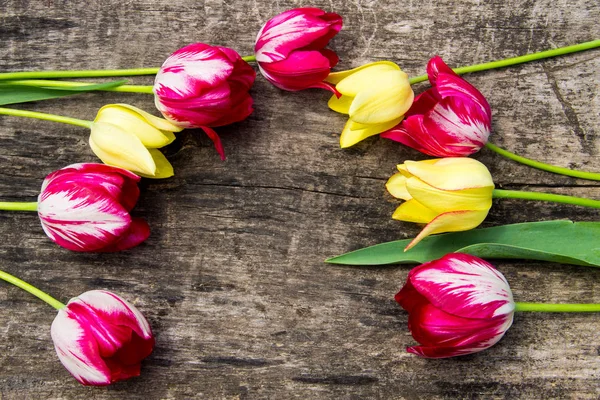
[396,253,515,358]
[255,7,342,94]
[90,104,182,178]
[37,163,150,252]
[381,56,492,157]
[386,158,494,250]
[154,43,256,160]
[325,61,414,148]
[51,290,154,385]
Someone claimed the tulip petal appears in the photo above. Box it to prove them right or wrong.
[435,71,492,118]
[90,123,157,176]
[255,8,342,63]
[95,105,176,148]
[200,126,226,161]
[108,104,183,133]
[392,199,438,223]
[394,279,429,314]
[405,176,493,213]
[349,71,414,125]
[38,185,132,252]
[426,55,457,86]
[51,310,112,385]
[98,218,151,252]
[332,64,403,98]
[325,61,400,85]
[328,94,354,115]
[408,253,515,319]
[258,50,333,91]
[404,158,494,191]
[385,172,412,200]
[155,43,234,100]
[339,116,403,148]
[405,210,489,250]
[134,149,173,179]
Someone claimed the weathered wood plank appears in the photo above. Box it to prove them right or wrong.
[1,0,599,398]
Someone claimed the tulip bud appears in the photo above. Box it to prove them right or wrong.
[37,163,149,252]
[90,104,182,178]
[255,7,342,93]
[396,253,515,358]
[325,61,414,148]
[386,157,494,250]
[153,43,256,160]
[381,56,492,157]
[51,290,154,385]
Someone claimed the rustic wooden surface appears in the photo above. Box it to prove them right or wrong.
[1,0,599,398]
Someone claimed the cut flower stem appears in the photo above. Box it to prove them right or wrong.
[492,189,600,209]
[515,302,600,312]
[0,201,38,211]
[0,107,93,128]
[485,143,600,181]
[0,269,65,310]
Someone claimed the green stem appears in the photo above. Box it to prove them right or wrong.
[2,79,154,94]
[492,189,600,208]
[0,107,93,128]
[0,202,38,211]
[409,39,600,84]
[0,269,65,310]
[0,55,258,80]
[485,143,600,181]
[515,302,600,312]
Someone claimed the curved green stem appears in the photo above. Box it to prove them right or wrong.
[515,302,600,312]
[2,79,154,94]
[409,39,600,84]
[0,270,65,310]
[492,189,600,208]
[485,143,600,181]
[0,55,257,80]
[0,107,92,128]
[0,202,38,211]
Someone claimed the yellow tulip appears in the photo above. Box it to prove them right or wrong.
[386,158,494,250]
[90,104,183,179]
[325,61,414,148]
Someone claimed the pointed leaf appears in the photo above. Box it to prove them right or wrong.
[0,80,128,105]
[325,220,600,267]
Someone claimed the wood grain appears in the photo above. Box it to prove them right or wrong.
[1,0,599,398]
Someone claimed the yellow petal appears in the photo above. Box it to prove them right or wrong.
[339,116,403,148]
[114,104,183,133]
[404,158,494,190]
[392,199,438,223]
[349,71,414,125]
[137,149,174,179]
[328,94,354,115]
[96,105,177,148]
[329,63,402,97]
[405,209,489,250]
[325,61,400,85]
[89,123,156,176]
[406,176,493,213]
[385,173,412,200]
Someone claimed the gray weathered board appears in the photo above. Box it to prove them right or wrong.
[1,0,599,399]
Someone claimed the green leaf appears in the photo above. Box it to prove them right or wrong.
[326,220,600,267]
[0,80,127,105]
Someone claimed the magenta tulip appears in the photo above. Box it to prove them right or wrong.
[153,43,256,159]
[396,253,514,358]
[51,290,154,385]
[382,56,492,157]
[255,7,342,94]
[37,163,149,252]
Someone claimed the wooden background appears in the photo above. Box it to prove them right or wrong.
[1,0,599,398]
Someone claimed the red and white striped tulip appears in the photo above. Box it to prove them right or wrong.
[396,253,515,358]
[255,7,342,94]
[153,43,256,159]
[51,290,154,385]
[382,56,492,157]
[37,163,149,252]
